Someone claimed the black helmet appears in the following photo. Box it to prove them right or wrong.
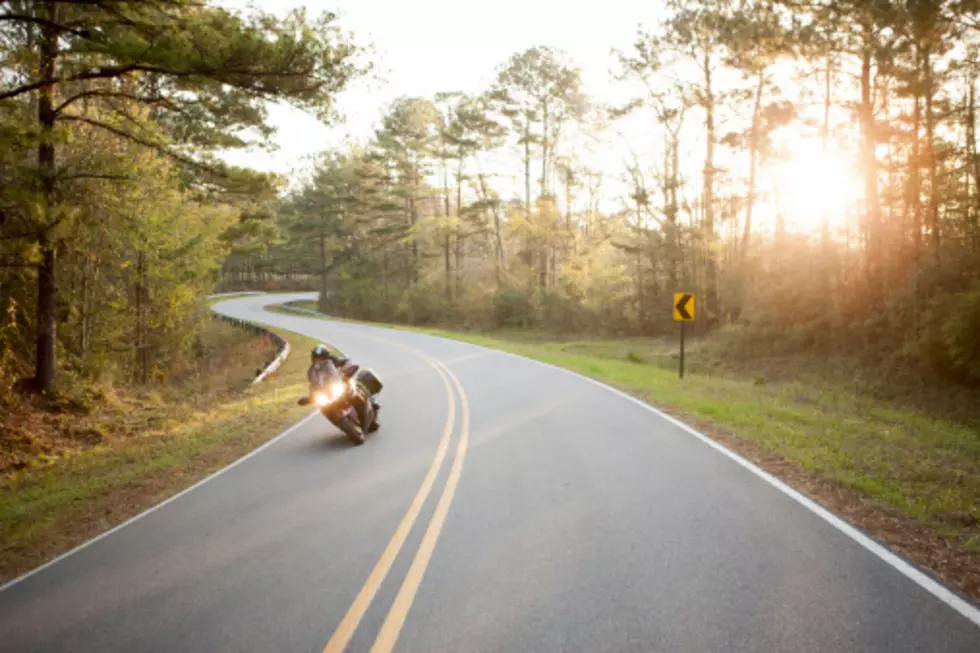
[311,344,331,363]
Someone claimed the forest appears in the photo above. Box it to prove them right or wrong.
[0,0,364,398]
[3,0,980,400]
[224,0,980,393]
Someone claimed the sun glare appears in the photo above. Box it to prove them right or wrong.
[762,134,862,236]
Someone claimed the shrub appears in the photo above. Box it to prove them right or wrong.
[921,280,980,386]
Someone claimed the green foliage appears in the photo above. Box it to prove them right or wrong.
[0,299,26,404]
[494,286,535,329]
[922,281,980,385]
[222,0,980,405]
[1,0,365,390]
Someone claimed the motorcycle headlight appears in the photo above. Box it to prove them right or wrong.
[327,379,346,401]
[314,392,330,407]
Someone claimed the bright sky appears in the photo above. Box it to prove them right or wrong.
[219,0,663,184]
[216,0,865,237]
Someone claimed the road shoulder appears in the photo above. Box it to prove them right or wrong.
[0,308,319,585]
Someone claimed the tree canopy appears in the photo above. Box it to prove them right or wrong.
[0,0,365,393]
[5,0,980,395]
[228,0,980,387]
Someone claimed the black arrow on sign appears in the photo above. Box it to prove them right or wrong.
[676,293,693,320]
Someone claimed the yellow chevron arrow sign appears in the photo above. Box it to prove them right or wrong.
[673,293,695,321]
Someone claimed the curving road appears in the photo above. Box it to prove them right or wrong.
[2,292,979,652]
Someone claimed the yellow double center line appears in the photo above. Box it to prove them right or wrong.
[323,340,470,653]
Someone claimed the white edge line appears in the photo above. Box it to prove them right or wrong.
[122,297,980,627]
[343,321,980,628]
[204,291,265,299]
[2,295,312,593]
[492,348,980,627]
[0,410,317,595]
[241,295,980,625]
[209,302,291,386]
[253,341,290,385]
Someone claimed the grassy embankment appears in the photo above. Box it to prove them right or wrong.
[0,299,319,582]
[278,299,980,600]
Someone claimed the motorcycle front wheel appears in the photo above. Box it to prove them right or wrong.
[338,414,365,445]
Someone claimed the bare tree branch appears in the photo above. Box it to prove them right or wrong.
[1,40,332,103]
[57,172,134,182]
[0,219,62,241]
[0,259,38,268]
[54,89,172,114]
[0,13,91,38]
[59,114,223,175]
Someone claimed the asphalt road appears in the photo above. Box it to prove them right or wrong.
[2,292,979,653]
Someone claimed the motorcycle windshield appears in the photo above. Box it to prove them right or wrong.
[312,361,342,389]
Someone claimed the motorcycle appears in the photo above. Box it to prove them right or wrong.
[308,361,382,445]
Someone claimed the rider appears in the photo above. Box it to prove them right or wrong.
[301,344,380,429]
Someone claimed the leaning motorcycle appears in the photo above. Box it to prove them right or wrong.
[310,361,383,445]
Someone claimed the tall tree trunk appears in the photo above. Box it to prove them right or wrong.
[523,115,533,274]
[443,159,452,303]
[911,47,923,265]
[492,211,504,281]
[80,257,90,365]
[538,106,549,289]
[668,131,680,288]
[135,250,149,385]
[456,160,464,220]
[924,47,940,258]
[703,53,718,326]
[443,232,451,302]
[411,163,420,283]
[910,50,923,336]
[541,101,549,198]
[490,205,502,286]
[550,244,557,287]
[382,243,390,306]
[742,72,764,260]
[636,248,644,329]
[563,166,573,264]
[969,76,980,255]
[135,251,142,381]
[965,88,973,257]
[883,80,894,248]
[819,53,837,330]
[35,239,57,392]
[455,233,464,303]
[859,36,883,305]
[565,168,573,228]
[524,115,532,210]
[33,2,59,394]
[477,164,504,286]
[318,232,328,312]
[821,54,833,249]
[455,162,464,301]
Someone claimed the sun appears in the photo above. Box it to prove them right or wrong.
[761,132,862,236]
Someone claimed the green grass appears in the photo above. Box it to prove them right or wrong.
[11,295,973,587]
[0,317,321,581]
[7,294,977,599]
[425,329,980,544]
[271,302,980,554]
[2,393,295,532]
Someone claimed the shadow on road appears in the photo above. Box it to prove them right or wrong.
[321,433,358,450]
[310,431,386,450]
